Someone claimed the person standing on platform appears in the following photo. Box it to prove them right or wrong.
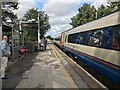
[0,36,11,79]
[40,37,47,51]
[44,37,47,50]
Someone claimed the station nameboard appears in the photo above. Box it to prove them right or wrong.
[21,21,38,28]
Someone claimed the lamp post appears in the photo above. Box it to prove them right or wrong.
[95,11,98,19]
[0,2,1,31]
[0,2,2,90]
[19,20,24,47]
[38,12,40,50]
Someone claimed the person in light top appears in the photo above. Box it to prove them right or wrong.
[0,35,11,79]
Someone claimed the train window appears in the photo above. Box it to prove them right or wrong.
[79,33,83,44]
[102,26,113,49]
[75,33,83,44]
[112,25,120,50]
[68,34,74,43]
[82,32,88,45]
[65,35,67,42]
[74,33,79,44]
[87,29,103,47]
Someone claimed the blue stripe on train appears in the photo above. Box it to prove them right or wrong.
[63,46,120,83]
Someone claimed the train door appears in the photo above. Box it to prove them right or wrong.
[60,33,63,46]
[63,32,67,46]
[60,33,65,48]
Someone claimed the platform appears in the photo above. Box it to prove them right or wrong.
[15,42,89,88]
[2,41,107,89]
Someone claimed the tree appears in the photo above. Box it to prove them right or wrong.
[108,0,120,11]
[70,3,96,28]
[97,4,108,18]
[70,1,120,28]
[2,1,19,27]
[70,16,79,28]
[38,11,51,39]
[23,8,51,42]
[97,1,120,18]
[24,8,38,21]
[46,35,53,40]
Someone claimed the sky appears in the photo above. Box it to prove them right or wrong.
[15,0,108,38]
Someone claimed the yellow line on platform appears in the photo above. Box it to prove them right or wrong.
[49,43,76,88]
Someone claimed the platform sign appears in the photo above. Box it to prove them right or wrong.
[22,23,38,28]
[21,21,38,28]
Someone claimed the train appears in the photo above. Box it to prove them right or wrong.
[53,11,120,88]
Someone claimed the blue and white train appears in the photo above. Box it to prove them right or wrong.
[54,11,120,86]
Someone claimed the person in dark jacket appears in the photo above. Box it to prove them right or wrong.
[41,37,47,51]
[44,37,47,50]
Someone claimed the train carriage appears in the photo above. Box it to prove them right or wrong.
[58,11,120,87]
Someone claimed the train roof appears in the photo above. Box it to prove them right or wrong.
[62,10,120,34]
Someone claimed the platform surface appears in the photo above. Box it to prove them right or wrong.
[16,45,79,88]
[2,43,89,89]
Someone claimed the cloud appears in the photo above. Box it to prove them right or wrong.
[46,24,72,37]
[14,0,108,38]
[14,0,36,19]
[49,11,77,26]
[36,0,80,2]
[43,0,80,16]
[43,0,80,37]
[44,0,109,37]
